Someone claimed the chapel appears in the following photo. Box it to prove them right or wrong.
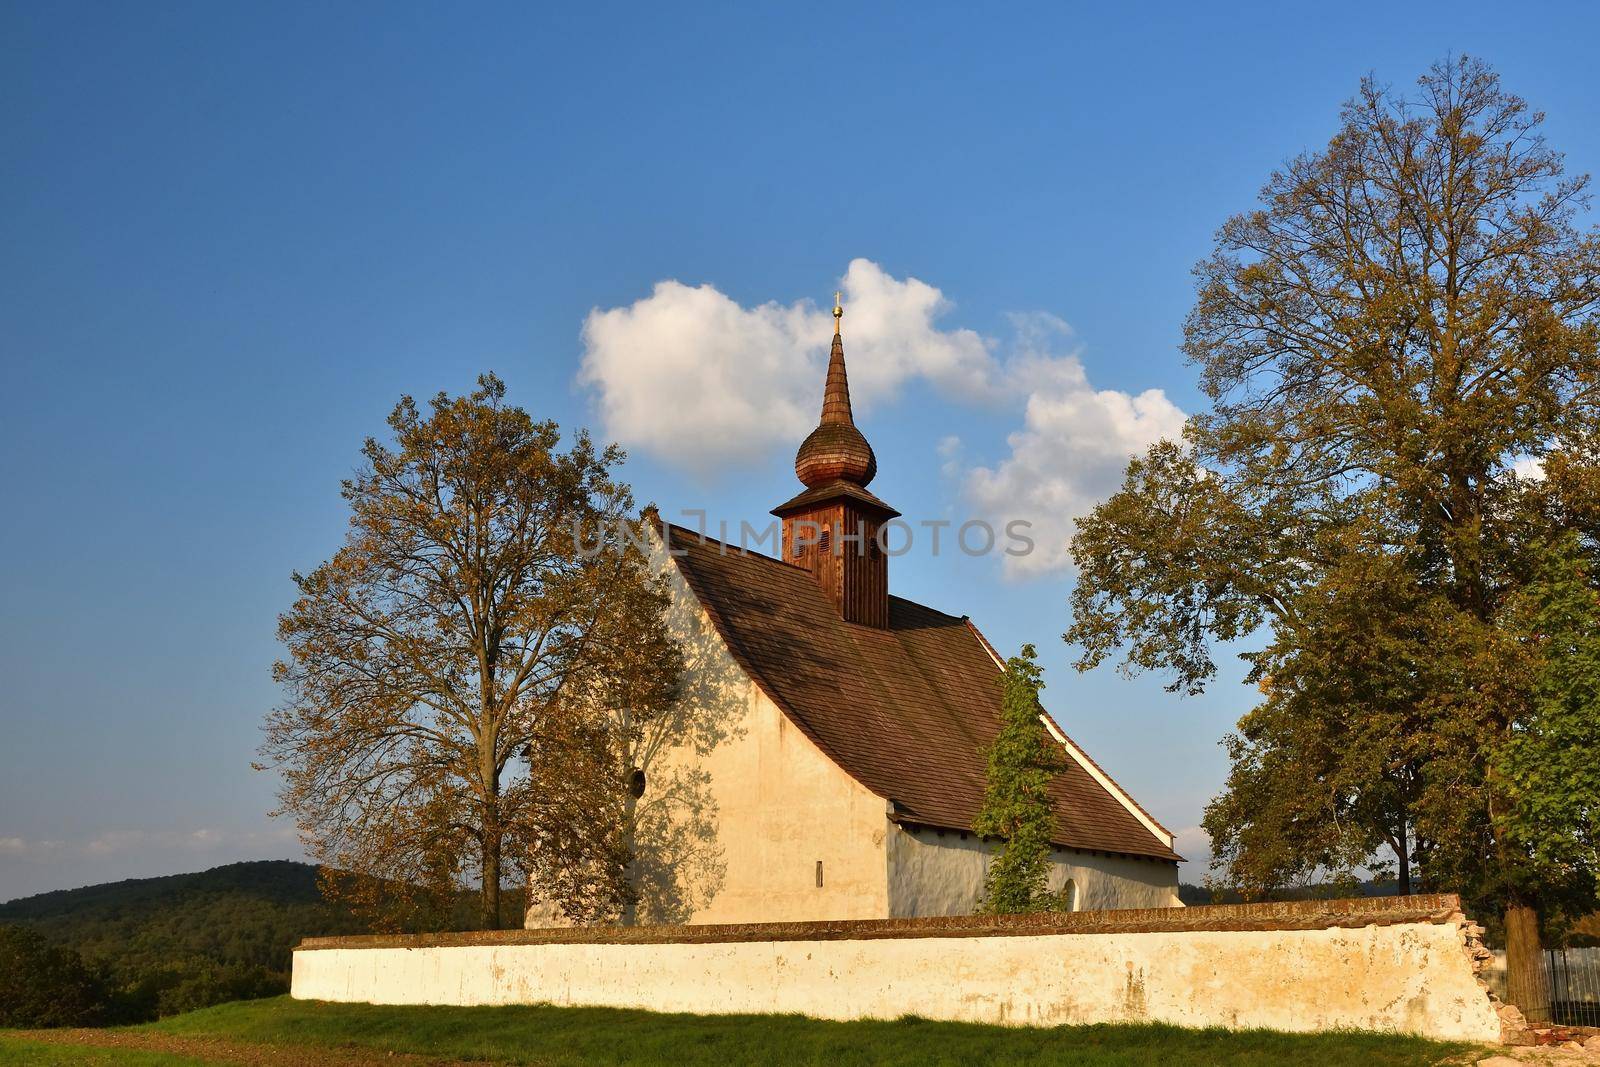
[529,297,1181,927]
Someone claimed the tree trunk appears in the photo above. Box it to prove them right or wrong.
[1504,902,1550,1024]
[619,785,640,927]
[1395,825,1410,896]
[481,831,502,930]
[481,773,503,930]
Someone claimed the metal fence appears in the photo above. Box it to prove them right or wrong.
[1484,947,1600,1026]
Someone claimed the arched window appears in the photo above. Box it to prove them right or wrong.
[1061,878,1079,912]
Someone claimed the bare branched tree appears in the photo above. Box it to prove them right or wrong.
[261,373,679,930]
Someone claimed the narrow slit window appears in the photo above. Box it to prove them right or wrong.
[815,860,824,888]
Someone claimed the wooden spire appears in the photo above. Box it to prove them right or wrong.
[775,294,896,627]
[796,295,876,487]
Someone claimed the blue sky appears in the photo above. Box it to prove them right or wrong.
[4,1,1599,900]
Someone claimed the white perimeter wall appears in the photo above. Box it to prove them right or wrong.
[294,919,1500,1042]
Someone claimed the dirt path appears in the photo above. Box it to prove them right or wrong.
[11,1029,497,1066]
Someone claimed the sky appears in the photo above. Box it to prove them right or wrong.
[4,1,1599,902]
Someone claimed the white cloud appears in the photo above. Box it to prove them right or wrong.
[1510,454,1546,481]
[925,316,1182,568]
[1171,825,1213,881]
[579,259,994,475]
[580,282,818,475]
[0,836,66,858]
[579,260,1185,576]
[831,260,995,400]
[967,316,1187,576]
[85,830,146,855]
[4,827,298,859]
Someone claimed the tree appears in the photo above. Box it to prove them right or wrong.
[1491,533,1600,1012]
[975,645,1068,914]
[518,516,737,927]
[262,374,680,929]
[1498,534,1600,902]
[514,568,684,926]
[1068,57,1600,1018]
[0,925,109,1028]
[1203,550,1457,898]
[516,705,636,924]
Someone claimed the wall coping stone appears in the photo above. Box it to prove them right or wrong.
[297,893,1464,951]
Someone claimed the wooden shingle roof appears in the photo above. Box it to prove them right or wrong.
[660,521,1180,863]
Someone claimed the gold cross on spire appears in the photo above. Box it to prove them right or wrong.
[833,291,843,333]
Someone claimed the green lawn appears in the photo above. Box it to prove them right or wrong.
[84,995,1484,1066]
[0,1036,211,1065]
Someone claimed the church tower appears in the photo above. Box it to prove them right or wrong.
[772,295,899,627]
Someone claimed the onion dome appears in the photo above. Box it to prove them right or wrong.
[795,297,877,488]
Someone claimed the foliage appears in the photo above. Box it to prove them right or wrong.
[0,925,110,1028]
[1179,878,1403,907]
[1065,56,1600,1003]
[1496,534,1600,906]
[263,373,681,929]
[1201,552,1480,898]
[0,862,356,975]
[0,862,363,1025]
[516,540,685,926]
[516,708,639,925]
[124,996,1473,1067]
[974,645,1068,914]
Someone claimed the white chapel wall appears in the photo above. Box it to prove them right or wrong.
[658,681,892,923]
[623,535,891,925]
[885,824,1182,916]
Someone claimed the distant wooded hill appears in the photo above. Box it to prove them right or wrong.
[0,860,364,1021]
[0,860,359,973]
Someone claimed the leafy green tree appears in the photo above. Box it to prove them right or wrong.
[0,861,373,1022]
[1202,550,1455,898]
[975,645,1067,914]
[263,374,680,929]
[0,925,110,1028]
[1067,57,1600,1019]
[1497,533,1600,917]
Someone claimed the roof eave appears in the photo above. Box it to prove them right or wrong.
[770,483,902,521]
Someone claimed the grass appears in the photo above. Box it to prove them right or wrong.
[0,1035,210,1065]
[114,995,1481,1066]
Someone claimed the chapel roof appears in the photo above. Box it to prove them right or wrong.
[656,518,1180,863]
